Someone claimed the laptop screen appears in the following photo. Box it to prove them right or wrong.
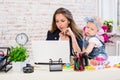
[32,40,70,64]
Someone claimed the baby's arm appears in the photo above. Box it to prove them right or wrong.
[83,42,95,55]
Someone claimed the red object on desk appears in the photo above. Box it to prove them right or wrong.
[95,57,106,61]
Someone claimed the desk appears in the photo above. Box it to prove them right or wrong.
[0,65,120,80]
[0,56,120,80]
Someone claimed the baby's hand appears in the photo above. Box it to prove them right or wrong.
[90,59,98,66]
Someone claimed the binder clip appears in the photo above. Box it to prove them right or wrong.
[49,58,63,72]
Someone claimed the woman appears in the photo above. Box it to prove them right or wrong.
[46,7,83,64]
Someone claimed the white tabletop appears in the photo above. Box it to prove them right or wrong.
[0,56,120,80]
[0,65,120,80]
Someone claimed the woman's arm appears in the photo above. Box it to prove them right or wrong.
[64,27,82,53]
[71,35,81,53]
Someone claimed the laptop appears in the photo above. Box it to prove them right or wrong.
[32,40,70,64]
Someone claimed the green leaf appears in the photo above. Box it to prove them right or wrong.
[8,45,29,62]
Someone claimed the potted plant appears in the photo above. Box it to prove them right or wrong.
[8,45,29,62]
[103,20,113,32]
[8,45,29,71]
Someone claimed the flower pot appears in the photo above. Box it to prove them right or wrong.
[107,26,113,33]
[12,62,25,72]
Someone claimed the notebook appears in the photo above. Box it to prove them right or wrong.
[32,40,70,64]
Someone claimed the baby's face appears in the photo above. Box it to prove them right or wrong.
[85,22,98,37]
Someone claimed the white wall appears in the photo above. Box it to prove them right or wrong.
[0,0,99,60]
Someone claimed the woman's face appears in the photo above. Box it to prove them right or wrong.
[85,22,98,37]
[55,13,70,32]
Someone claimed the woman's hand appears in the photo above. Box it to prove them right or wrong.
[59,27,74,40]
[63,27,74,37]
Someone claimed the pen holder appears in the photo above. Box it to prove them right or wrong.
[74,53,85,71]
